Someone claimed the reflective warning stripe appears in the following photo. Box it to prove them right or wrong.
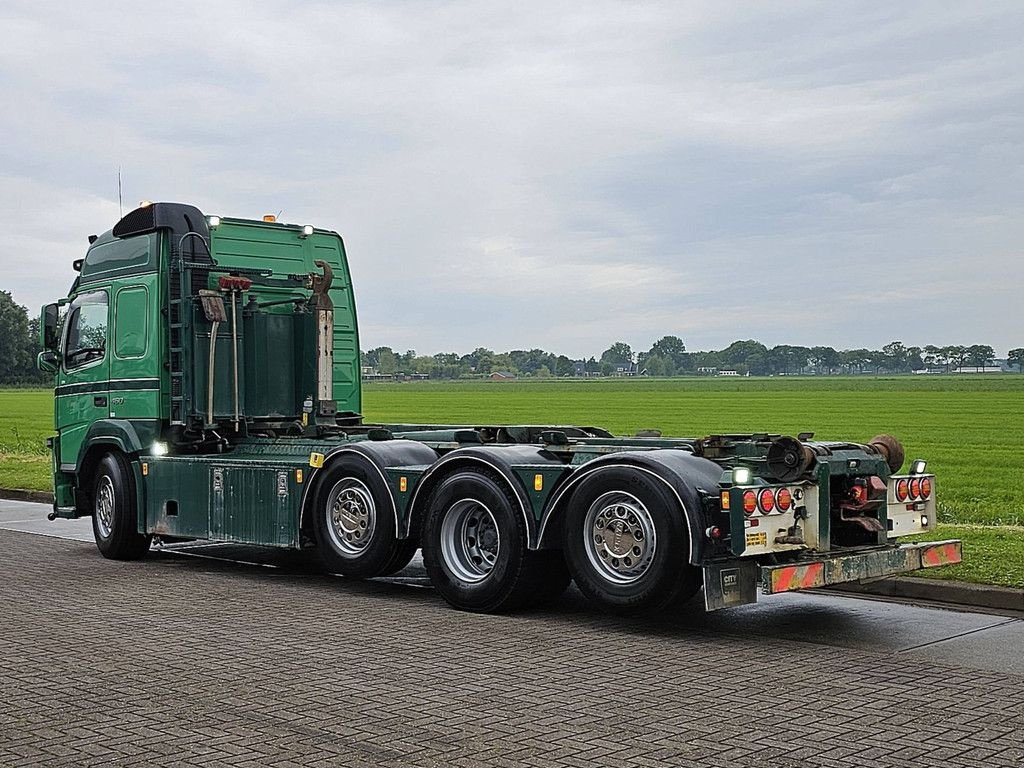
[921,542,962,568]
[770,562,824,593]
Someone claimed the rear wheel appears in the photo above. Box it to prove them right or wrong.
[92,453,151,560]
[422,470,569,613]
[313,457,417,578]
[564,467,699,615]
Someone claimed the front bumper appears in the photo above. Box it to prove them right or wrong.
[703,540,962,611]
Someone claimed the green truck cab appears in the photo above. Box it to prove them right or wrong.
[38,202,962,615]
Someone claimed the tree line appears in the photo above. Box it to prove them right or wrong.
[1,290,1022,385]
[365,337,1024,379]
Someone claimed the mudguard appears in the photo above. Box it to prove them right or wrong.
[298,439,439,539]
[73,419,152,471]
[536,449,722,564]
[403,445,569,545]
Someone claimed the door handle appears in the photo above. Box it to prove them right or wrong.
[94,396,108,407]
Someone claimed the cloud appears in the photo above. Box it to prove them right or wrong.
[1,0,1022,356]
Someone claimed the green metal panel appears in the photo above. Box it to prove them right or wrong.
[113,286,149,358]
[143,453,304,546]
[512,466,567,520]
[212,465,298,546]
[210,219,361,415]
[244,311,299,418]
[145,458,211,538]
[383,466,427,528]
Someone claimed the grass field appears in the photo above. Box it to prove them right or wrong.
[2,376,1022,587]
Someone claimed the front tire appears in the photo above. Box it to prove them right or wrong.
[92,453,150,560]
[312,457,417,578]
[564,467,699,615]
[422,470,569,613]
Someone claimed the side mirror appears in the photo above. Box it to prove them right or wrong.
[37,350,60,374]
[40,303,60,351]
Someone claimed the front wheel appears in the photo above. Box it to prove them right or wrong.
[564,467,699,615]
[92,453,151,560]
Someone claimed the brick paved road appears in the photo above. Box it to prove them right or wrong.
[2,529,1022,768]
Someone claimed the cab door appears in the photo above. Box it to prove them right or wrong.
[55,290,110,472]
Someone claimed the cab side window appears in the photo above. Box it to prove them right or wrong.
[64,292,108,369]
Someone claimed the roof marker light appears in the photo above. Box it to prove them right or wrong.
[300,224,314,238]
[208,216,221,228]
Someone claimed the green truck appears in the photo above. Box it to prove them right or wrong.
[38,202,961,614]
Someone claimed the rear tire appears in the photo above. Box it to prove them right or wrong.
[563,466,699,615]
[92,453,151,560]
[312,457,415,578]
[422,470,570,613]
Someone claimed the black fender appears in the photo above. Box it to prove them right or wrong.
[73,419,155,529]
[404,445,568,547]
[536,449,722,565]
[73,419,151,473]
[298,439,439,543]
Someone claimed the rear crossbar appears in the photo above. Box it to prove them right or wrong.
[761,540,962,595]
[703,540,962,611]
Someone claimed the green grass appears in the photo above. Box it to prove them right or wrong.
[0,389,52,492]
[364,375,1024,528]
[909,524,1024,589]
[3,376,1022,587]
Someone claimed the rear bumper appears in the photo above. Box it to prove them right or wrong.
[761,540,962,595]
[702,540,962,611]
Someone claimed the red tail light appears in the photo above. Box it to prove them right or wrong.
[909,477,922,500]
[920,477,932,499]
[742,490,757,515]
[776,488,793,511]
[758,488,775,514]
[895,478,909,502]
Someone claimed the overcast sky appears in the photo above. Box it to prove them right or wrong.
[1,1,1022,357]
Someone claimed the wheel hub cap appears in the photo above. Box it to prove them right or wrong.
[95,475,114,538]
[440,499,500,583]
[326,480,377,556]
[584,492,657,584]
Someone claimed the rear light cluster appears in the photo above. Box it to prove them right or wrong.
[894,475,933,502]
[740,486,795,516]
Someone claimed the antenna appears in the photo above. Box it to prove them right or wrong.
[117,168,123,217]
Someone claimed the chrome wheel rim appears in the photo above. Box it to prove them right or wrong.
[584,491,657,584]
[439,499,500,583]
[326,478,377,556]
[95,475,115,539]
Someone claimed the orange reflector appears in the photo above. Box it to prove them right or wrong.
[141,462,149,476]
[534,474,543,492]
[399,476,408,493]
[921,542,961,567]
[720,491,730,510]
[263,214,277,222]
[295,469,303,483]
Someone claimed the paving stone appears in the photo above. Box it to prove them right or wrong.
[1,530,1022,767]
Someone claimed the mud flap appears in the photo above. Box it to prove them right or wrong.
[703,560,759,612]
